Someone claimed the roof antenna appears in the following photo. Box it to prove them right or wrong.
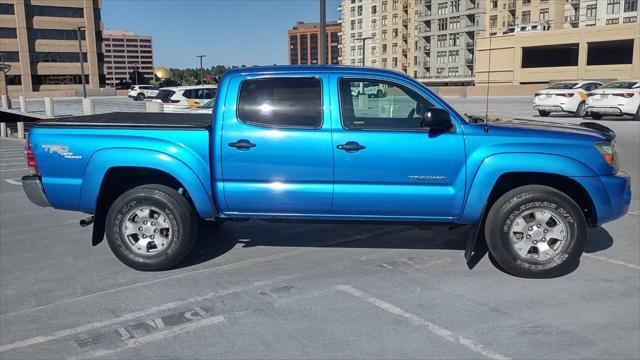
[483,33,492,133]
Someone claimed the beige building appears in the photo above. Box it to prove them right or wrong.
[564,0,638,28]
[340,0,414,74]
[475,23,640,85]
[0,0,104,96]
[102,30,153,87]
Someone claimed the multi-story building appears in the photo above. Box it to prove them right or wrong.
[414,0,485,83]
[0,0,104,96]
[102,30,153,87]
[564,0,638,28]
[288,21,341,65]
[340,0,414,74]
[486,0,564,35]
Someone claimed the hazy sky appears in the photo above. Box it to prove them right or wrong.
[102,0,341,69]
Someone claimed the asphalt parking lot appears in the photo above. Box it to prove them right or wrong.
[1,97,638,359]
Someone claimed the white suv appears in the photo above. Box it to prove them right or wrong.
[154,85,218,113]
[128,85,159,101]
[585,80,640,120]
[533,80,603,117]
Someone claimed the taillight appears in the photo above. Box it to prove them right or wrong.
[612,93,634,98]
[558,93,574,97]
[25,141,39,175]
[586,92,594,97]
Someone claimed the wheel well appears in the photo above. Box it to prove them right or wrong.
[487,172,597,226]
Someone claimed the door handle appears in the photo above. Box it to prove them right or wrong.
[337,141,366,152]
[228,139,256,150]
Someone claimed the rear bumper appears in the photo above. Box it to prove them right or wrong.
[586,106,623,115]
[21,175,50,207]
[534,105,565,113]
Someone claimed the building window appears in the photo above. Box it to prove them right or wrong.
[0,51,19,62]
[392,14,398,25]
[310,33,318,64]
[392,57,398,67]
[31,74,89,85]
[382,30,387,40]
[448,67,459,76]
[448,50,459,63]
[350,7,355,17]
[371,5,377,15]
[449,16,460,29]
[586,4,597,19]
[382,1,387,12]
[607,0,621,14]
[28,28,85,40]
[382,44,388,54]
[6,75,21,85]
[382,58,387,67]
[437,34,447,47]
[450,0,460,12]
[449,33,459,47]
[0,3,14,14]
[393,0,399,10]
[382,16,387,26]
[437,2,448,14]
[587,40,634,65]
[490,0,498,9]
[25,5,84,18]
[521,44,579,68]
[437,51,446,64]
[31,52,87,63]
[489,15,498,28]
[371,18,377,29]
[0,27,17,39]
[357,19,362,30]
[538,8,549,21]
[357,5,363,16]
[522,0,531,4]
[624,0,638,11]
[522,11,531,24]
[392,28,398,39]
[606,18,620,24]
[300,34,308,64]
[438,18,448,31]
[623,16,638,22]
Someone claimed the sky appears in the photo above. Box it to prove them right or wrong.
[102,0,341,69]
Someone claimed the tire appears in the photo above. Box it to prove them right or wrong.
[105,184,198,271]
[136,93,145,101]
[484,185,587,278]
[538,110,550,117]
[376,90,383,98]
[634,106,639,121]
[574,102,586,117]
[590,112,603,120]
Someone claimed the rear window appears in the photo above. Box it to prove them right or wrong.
[183,88,216,100]
[129,85,136,90]
[547,82,579,89]
[601,81,639,89]
[237,77,322,129]
[156,89,175,99]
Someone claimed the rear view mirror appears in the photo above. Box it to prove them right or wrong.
[422,107,453,131]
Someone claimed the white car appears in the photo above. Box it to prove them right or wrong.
[154,85,217,113]
[533,80,603,117]
[585,80,640,120]
[128,85,159,101]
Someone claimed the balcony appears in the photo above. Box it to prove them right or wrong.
[465,58,473,65]
[570,0,580,7]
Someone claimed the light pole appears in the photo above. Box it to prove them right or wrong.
[197,55,206,84]
[0,53,11,100]
[319,0,326,65]
[76,26,87,98]
[356,37,372,67]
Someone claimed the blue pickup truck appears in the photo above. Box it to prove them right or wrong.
[22,66,631,277]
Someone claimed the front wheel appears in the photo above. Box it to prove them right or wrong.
[484,185,586,278]
[105,184,197,271]
[538,110,550,117]
[136,93,145,101]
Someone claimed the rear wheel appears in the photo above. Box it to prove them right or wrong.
[136,93,145,101]
[538,110,550,117]
[590,112,603,120]
[484,185,586,278]
[634,106,639,121]
[105,184,197,271]
[574,102,586,117]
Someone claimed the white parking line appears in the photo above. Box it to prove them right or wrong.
[336,285,510,360]
[583,253,640,270]
[0,163,25,166]
[4,179,21,185]
[0,168,27,172]
[0,276,293,353]
[0,157,23,161]
[70,315,226,360]
[628,210,640,216]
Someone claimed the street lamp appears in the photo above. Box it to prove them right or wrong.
[196,55,206,84]
[319,0,326,65]
[355,37,372,67]
[76,26,87,98]
[0,53,12,108]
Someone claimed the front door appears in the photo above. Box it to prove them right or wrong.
[330,76,466,219]
[220,76,333,215]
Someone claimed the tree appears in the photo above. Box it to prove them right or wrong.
[128,69,148,85]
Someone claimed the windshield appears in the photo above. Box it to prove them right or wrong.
[600,81,639,89]
[547,82,578,89]
[156,89,175,99]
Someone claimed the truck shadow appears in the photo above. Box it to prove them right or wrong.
[178,221,614,276]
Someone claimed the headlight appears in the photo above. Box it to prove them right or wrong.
[595,141,620,172]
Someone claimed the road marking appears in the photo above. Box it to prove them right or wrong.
[70,315,225,360]
[0,157,23,161]
[628,210,640,216]
[0,276,292,353]
[0,162,25,166]
[0,168,27,172]
[336,285,510,360]
[583,253,640,270]
[3,179,21,185]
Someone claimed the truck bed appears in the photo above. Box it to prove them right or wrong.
[36,112,211,129]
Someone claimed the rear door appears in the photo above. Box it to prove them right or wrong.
[220,75,333,214]
[330,75,466,218]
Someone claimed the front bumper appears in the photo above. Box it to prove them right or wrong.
[21,175,50,207]
[575,172,631,225]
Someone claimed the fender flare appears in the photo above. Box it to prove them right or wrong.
[79,148,215,219]
[459,152,598,224]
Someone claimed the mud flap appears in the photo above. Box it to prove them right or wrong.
[465,201,488,266]
[91,206,106,246]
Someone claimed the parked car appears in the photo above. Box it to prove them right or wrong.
[128,85,159,101]
[184,99,215,114]
[351,82,387,98]
[533,80,603,117]
[22,66,630,278]
[585,80,640,120]
[502,21,550,35]
[154,85,217,113]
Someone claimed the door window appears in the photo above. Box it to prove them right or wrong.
[238,77,322,129]
[339,78,435,131]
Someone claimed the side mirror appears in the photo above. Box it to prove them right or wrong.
[422,107,453,131]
